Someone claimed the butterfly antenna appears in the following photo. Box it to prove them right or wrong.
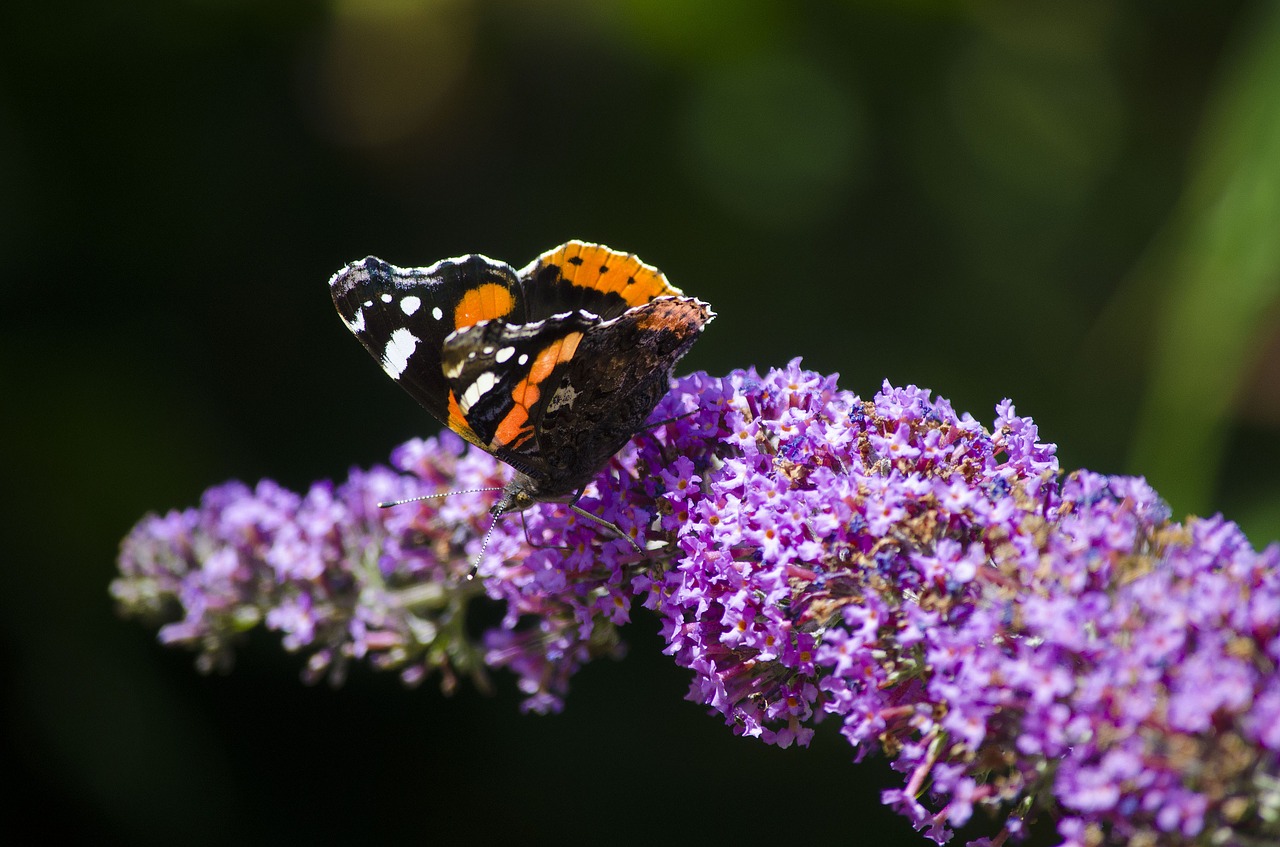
[377,487,504,509]
[377,487,508,581]
[467,509,503,581]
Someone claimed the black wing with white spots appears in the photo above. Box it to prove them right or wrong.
[329,254,524,443]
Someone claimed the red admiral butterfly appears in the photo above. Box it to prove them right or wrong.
[329,241,715,573]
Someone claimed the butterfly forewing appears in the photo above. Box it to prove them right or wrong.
[329,254,525,436]
[440,311,601,476]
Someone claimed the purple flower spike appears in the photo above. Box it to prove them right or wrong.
[115,360,1280,844]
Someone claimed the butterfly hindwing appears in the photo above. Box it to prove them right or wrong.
[517,241,684,322]
[511,296,714,498]
[329,254,525,440]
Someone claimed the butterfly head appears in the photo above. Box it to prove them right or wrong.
[489,474,541,518]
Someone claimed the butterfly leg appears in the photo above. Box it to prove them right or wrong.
[642,408,700,432]
[565,490,643,554]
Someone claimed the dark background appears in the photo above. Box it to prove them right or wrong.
[5,1,1280,844]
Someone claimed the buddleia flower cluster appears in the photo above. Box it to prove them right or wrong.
[114,360,1280,845]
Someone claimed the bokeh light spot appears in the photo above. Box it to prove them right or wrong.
[313,0,475,148]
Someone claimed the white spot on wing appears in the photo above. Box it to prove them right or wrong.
[459,371,498,413]
[382,328,419,379]
[401,295,421,316]
[518,353,529,366]
[432,306,444,321]
[346,307,366,334]
[495,346,515,363]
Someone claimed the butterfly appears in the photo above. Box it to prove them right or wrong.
[329,240,714,575]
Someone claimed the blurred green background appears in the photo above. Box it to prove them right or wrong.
[5,1,1279,844]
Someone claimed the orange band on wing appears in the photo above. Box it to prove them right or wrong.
[528,331,582,386]
[446,391,485,447]
[491,405,531,450]
[489,331,583,450]
[454,283,516,329]
[546,242,677,306]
